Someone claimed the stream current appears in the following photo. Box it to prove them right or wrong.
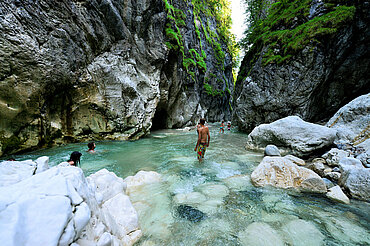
[6,125,370,245]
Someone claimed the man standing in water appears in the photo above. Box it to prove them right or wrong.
[194,118,210,162]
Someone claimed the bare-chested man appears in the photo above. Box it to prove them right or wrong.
[194,118,210,162]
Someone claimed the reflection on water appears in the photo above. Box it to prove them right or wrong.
[4,125,370,245]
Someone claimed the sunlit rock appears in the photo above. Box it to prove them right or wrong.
[247,116,337,157]
[326,185,350,204]
[0,159,36,187]
[35,156,50,174]
[284,155,305,166]
[88,168,126,203]
[238,222,284,246]
[124,170,161,194]
[282,219,324,246]
[251,156,327,193]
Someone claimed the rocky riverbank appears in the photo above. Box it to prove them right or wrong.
[0,157,161,246]
[247,93,370,203]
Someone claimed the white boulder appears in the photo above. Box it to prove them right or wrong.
[247,116,337,157]
[88,168,127,204]
[35,156,50,174]
[0,160,37,187]
[123,170,161,194]
[326,185,350,204]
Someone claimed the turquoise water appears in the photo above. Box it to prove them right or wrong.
[4,125,370,245]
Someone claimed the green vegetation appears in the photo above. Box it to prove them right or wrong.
[163,0,238,93]
[203,83,223,97]
[242,0,356,66]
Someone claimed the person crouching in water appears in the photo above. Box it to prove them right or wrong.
[68,151,82,166]
[87,142,96,153]
[194,118,210,162]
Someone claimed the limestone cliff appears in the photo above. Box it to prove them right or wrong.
[233,0,370,133]
[0,0,234,156]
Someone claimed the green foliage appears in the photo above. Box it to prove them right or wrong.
[163,0,237,85]
[242,0,357,66]
[203,83,223,97]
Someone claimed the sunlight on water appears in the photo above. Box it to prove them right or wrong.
[4,124,370,245]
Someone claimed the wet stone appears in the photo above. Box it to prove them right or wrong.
[177,205,206,223]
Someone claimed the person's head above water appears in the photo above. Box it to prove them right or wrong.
[69,151,82,166]
[87,142,96,152]
[199,118,206,125]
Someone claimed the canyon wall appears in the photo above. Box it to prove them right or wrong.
[0,0,234,156]
[233,0,370,132]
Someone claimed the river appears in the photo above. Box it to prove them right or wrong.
[4,124,370,245]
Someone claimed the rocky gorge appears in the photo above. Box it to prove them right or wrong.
[0,0,370,245]
[0,0,234,156]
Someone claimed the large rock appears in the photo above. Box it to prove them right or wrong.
[0,158,142,246]
[233,2,370,133]
[247,116,337,157]
[339,168,370,201]
[251,156,327,193]
[0,0,233,156]
[326,93,370,144]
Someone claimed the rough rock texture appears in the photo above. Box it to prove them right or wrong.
[251,156,327,193]
[0,0,233,156]
[233,2,370,133]
[247,116,337,157]
[326,93,370,144]
[0,159,142,246]
[339,167,370,201]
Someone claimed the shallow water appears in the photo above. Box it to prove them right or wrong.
[4,125,370,245]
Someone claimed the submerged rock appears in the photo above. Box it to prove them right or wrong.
[247,116,337,157]
[177,205,206,223]
[238,222,284,246]
[282,219,324,246]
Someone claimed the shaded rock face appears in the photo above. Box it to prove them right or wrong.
[0,0,233,156]
[233,2,370,133]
